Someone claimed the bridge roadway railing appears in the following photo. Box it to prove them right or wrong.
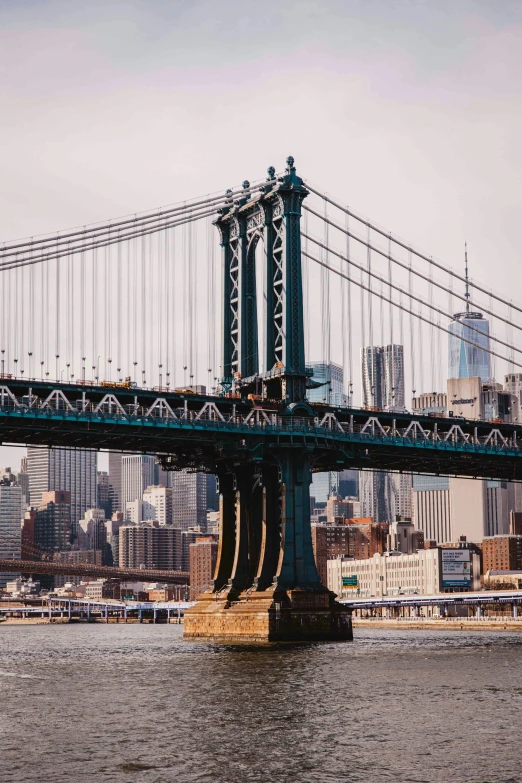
[0,385,520,455]
[340,590,522,610]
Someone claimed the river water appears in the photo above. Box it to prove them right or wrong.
[1,624,521,783]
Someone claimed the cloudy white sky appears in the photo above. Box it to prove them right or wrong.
[0,0,521,469]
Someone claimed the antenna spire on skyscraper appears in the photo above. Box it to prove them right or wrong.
[464,241,470,315]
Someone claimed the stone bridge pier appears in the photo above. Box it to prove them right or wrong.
[183,452,353,642]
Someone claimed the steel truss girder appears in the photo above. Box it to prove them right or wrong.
[2,380,522,479]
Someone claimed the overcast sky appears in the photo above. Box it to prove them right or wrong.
[1,0,521,469]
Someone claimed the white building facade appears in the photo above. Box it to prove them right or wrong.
[143,485,173,526]
[327,549,480,599]
[121,455,156,518]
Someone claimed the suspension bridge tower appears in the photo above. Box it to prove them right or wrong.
[183,158,352,642]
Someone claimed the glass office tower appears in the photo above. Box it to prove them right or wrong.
[448,313,490,381]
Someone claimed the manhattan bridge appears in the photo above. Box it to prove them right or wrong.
[1,156,522,640]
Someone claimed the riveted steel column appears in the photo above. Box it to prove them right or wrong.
[274,452,322,589]
[212,472,236,591]
[254,463,281,590]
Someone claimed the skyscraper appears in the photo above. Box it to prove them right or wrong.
[108,452,123,513]
[34,490,72,553]
[307,361,348,503]
[143,485,173,526]
[27,447,97,538]
[121,455,156,519]
[307,361,347,406]
[361,344,405,410]
[172,471,207,530]
[448,245,491,382]
[97,471,112,518]
[360,345,407,521]
[0,484,23,588]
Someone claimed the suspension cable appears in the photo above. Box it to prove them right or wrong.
[303,203,522,332]
[302,231,522,357]
[303,250,522,372]
[305,183,522,319]
[0,206,219,271]
[0,181,272,254]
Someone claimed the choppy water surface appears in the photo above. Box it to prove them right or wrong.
[1,624,522,783]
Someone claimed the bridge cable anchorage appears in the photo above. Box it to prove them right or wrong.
[301,231,522,358]
[305,182,522,321]
[303,203,522,335]
[302,250,522,372]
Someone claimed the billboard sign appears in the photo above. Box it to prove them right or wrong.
[442,550,471,588]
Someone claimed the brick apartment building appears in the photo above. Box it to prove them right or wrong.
[312,518,388,587]
[482,535,522,573]
[189,536,218,600]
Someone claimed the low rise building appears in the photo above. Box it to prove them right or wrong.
[53,549,103,588]
[83,579,105,600]
[312,518,388,587]
[328,547,480,598]
[484,570,522,589]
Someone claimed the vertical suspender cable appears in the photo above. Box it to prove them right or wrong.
[28,248,34,378]
[80,246,85,382]
[159,223,165,387]
[340,213,347,402]
[388,235,394,407]
[192,221,198,386]
[490,293,496,382]
[125,240,130,380]
[418,301,425,396]
[117,235,122,381]
[141,235,147,386]
[303,208,309,361]
[104,242,109,380]
[55,246,60,380]
[211,223,216,389]
[429,269,436,392]
[132,229,138,383]
[45,255,49,377]
[92,246,98,381]
[188,224,193,386]
[165,226,171,388]
[148,233,153,385]
[67,245,71,381]
[367,226,374,404]
[206,217,212,391]
[360,232,367,403]
[7,266,12,374]
[182,222,188,386]
[345,211,353,405]
[409,252,416,396]
[321,201,331,400]
[14,257,19,376]
[1,262,5,376]
[172,227,177,388]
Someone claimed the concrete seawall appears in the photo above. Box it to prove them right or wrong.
[353,618,522,631]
